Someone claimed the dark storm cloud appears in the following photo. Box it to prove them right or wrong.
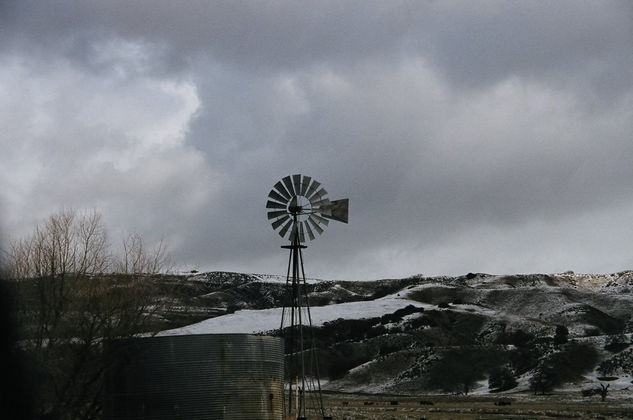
[1,1,410,74]
[5,1,631,92]
[422,2,633,93]
[1,1,632,279]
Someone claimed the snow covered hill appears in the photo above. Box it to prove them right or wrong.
[158,270,633,396]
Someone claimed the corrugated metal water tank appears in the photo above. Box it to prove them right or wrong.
[104,333,284,420]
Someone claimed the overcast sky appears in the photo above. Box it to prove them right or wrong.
[1,1,632,280]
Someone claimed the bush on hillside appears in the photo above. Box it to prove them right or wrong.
[553,325,569,345]
[426,347,508,394]
[604,333,629,353]
[530,341,598,394]
[598,348,633,376]
[489,366,518,392]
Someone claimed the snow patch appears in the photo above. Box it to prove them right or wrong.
[160,292,424,336]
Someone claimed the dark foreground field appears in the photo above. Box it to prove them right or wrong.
[310,392,633,420]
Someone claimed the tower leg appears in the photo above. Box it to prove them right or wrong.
[280,225,327,419]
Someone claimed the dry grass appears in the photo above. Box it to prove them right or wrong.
[304,392,633,420]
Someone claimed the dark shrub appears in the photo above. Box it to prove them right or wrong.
[511,330,535,347]
[553,325,569,345]
[427,347,508,394]
[598,349,633,376]
[530,363,559,394]
[604,334,629,353]
[365,324,387,339]
[509,345,540,375]
[489,366,518,392]
[530,341,599,394]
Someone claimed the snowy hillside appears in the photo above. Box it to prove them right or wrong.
[157,270,633,397]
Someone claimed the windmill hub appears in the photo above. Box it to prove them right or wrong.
[287,195,311,219]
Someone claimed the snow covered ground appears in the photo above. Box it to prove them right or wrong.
[160,292,425,336]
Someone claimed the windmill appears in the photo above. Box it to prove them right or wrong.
[267,174,348,420]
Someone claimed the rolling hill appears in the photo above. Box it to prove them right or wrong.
[156,270,633,396]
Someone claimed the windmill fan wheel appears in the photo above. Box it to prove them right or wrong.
[266,174,348,242]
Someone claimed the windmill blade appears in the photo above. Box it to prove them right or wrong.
[292,174,302,196]
[310,199,330,212]
[304,220,316,241]
[305,180,320,199]
[311,213,330,226]
[300,176,312,196]
[289,224,299,242]
[310,197,330,209]
[268,189,287,204]
[267,210,287,220]
[308,186,328,202]
[307,216,324,235]
[278,219,293,238]
[266,200,287,209]
[282,175,295,196]
[319,198,349,223]
[298,222,306,242]
[274,181,291,200]
[288,195,299,210]
[271,215,290,230]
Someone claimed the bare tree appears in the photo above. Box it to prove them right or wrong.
[599,383,609,402]
[5,209,172,420]
[117,232,170,275]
